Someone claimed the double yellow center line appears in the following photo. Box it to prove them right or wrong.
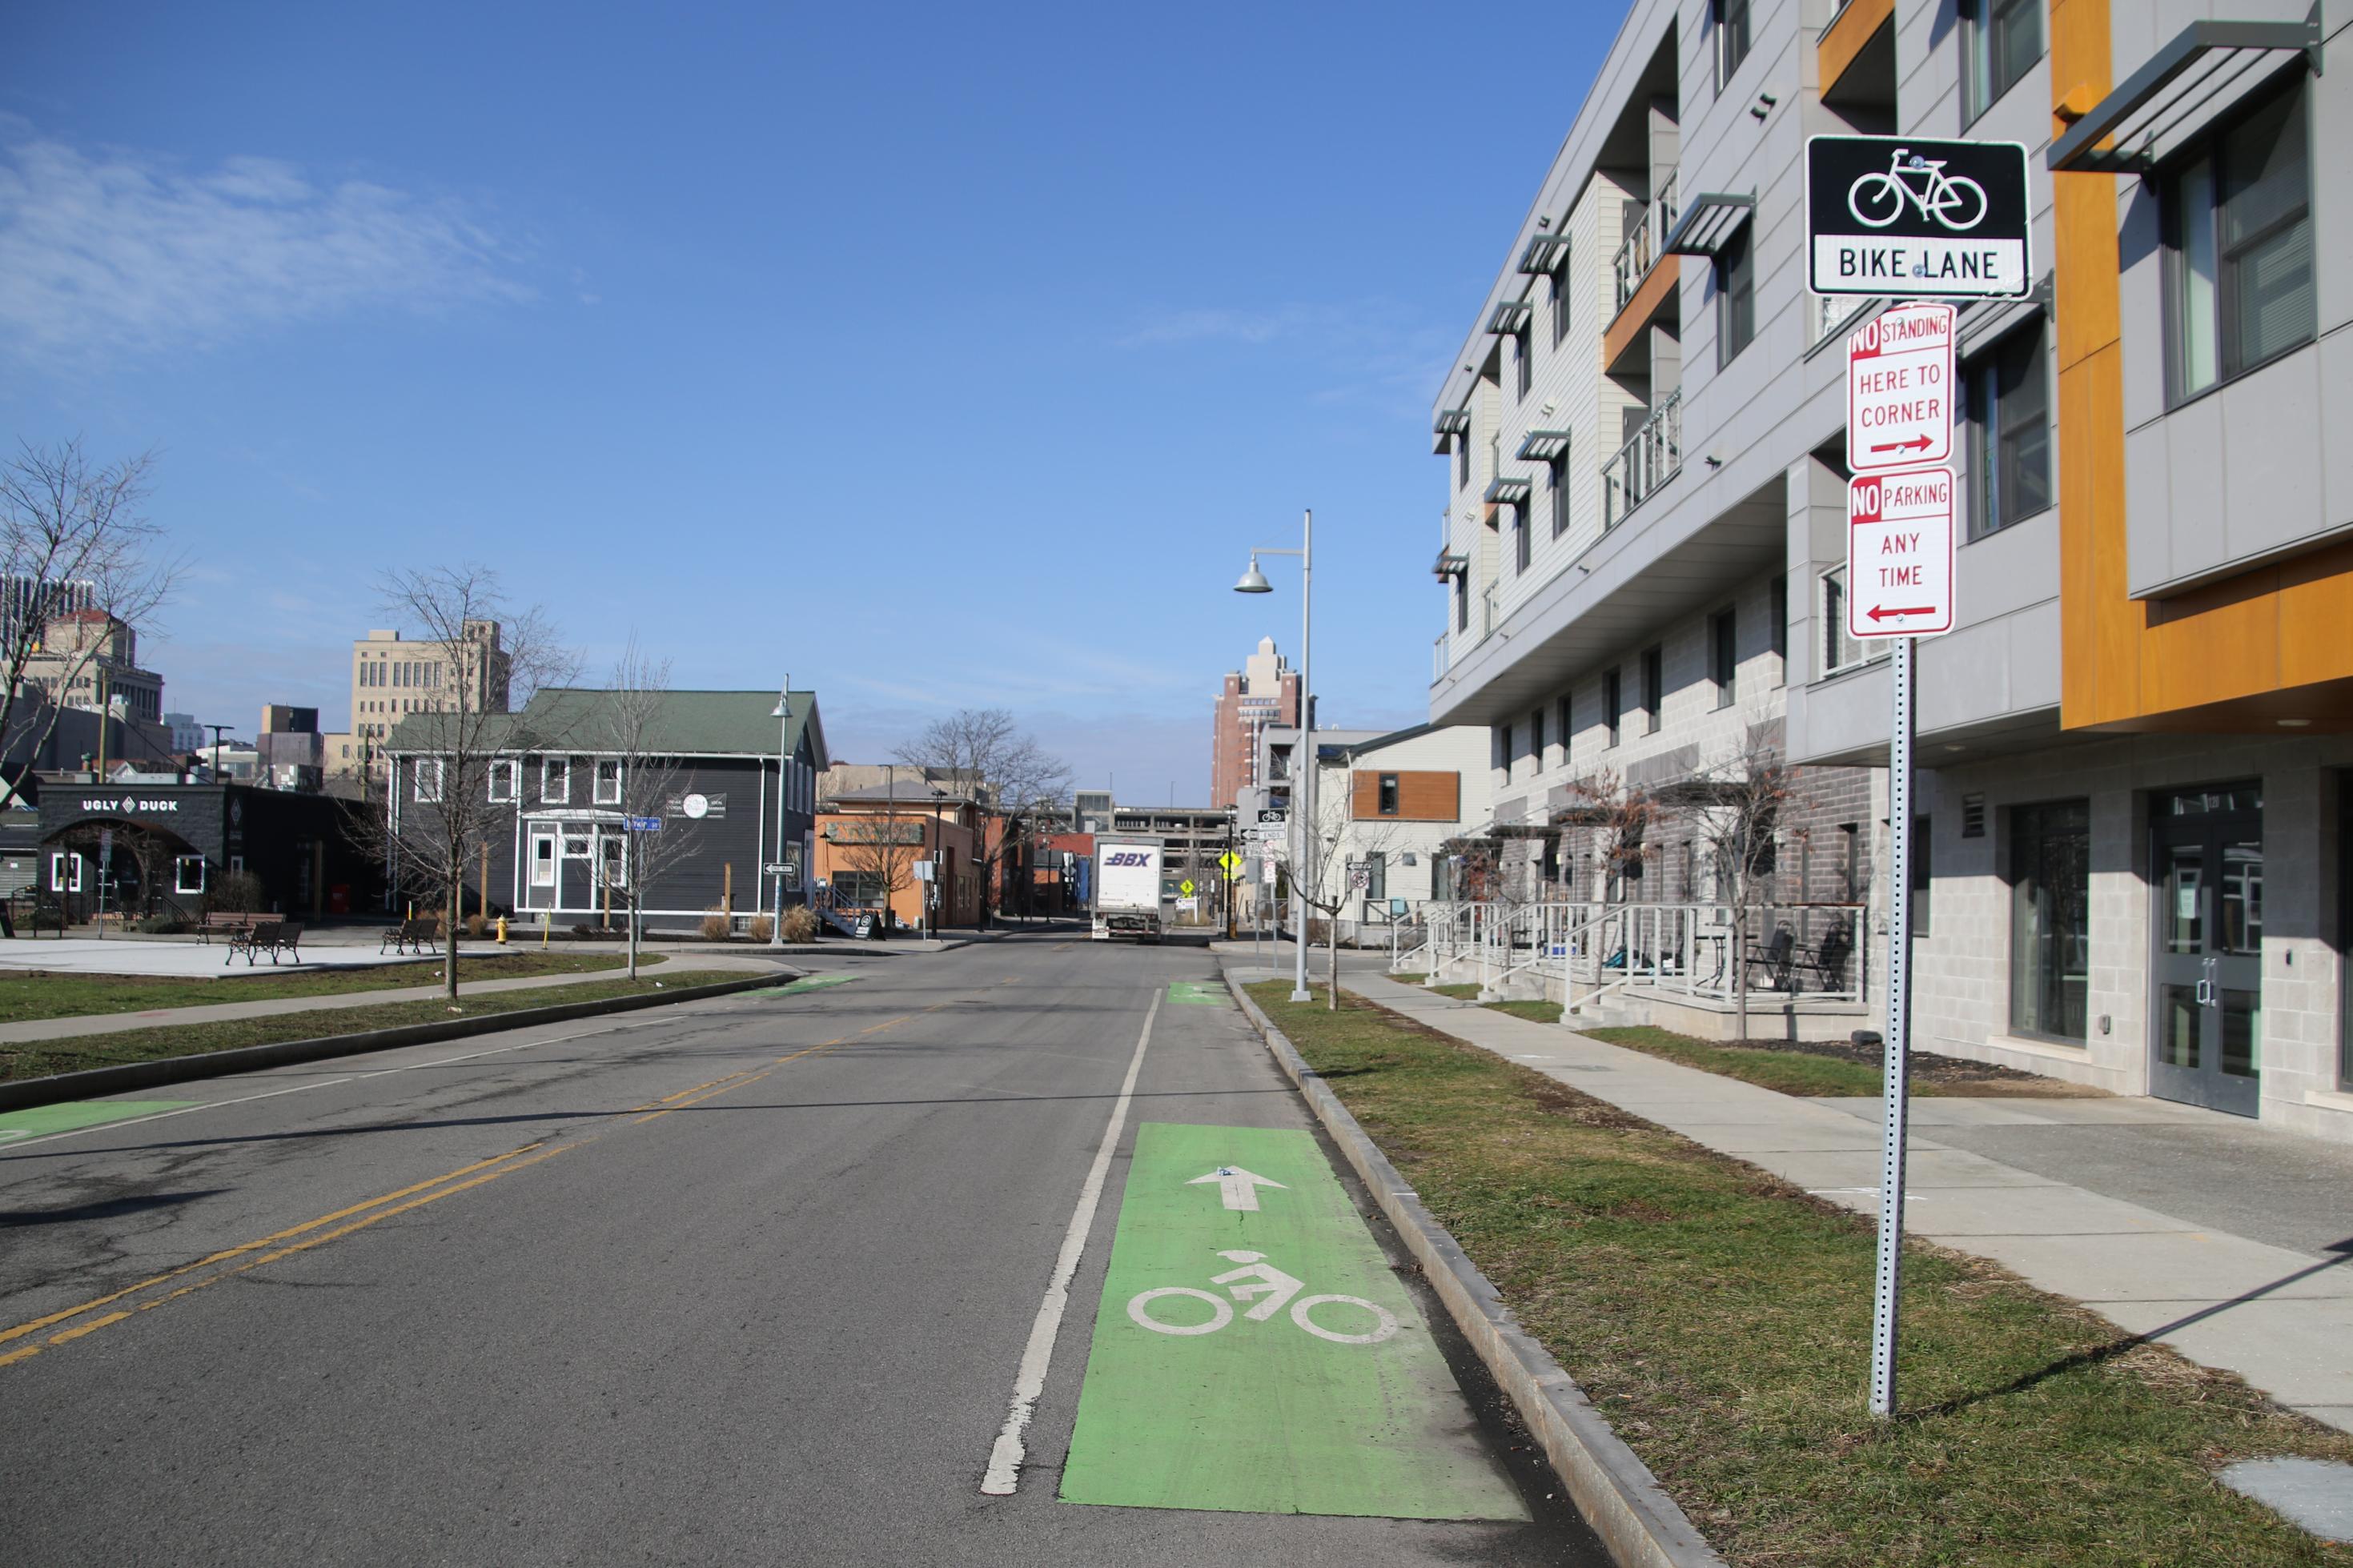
[1,982,1001,1373]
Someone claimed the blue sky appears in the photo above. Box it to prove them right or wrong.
[1,2,1606,800]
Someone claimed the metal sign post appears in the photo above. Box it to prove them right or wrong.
[1872,634,1917,1418]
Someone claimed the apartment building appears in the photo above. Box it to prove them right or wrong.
[1431,0,2353,1141]
[327,621,513,782]
[18,611,165,724]
[1211,636,1302,811]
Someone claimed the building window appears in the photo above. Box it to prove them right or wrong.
[530,832,556,888]
[175,855,207,895]
[1962,0,2041,122]
[2166,80,2315,403]
[1552,258,1573,347]
[1497,724,1512,774]
[1711,609,1737,707]
[1911,816,1931,936]
[1364,850,1387,903]
[1548,451,1571,537]
[1530,705,1546,763]
[415,759,444,803]
[542,757,570,804]
[1821,568,1873,674]
[1640,644,1663,734]
[1965,322,2051,538]
[2010,800,2090,1042]
[50,852,80,892]
[1715,0,1752,88]
[1515,326,1532,399]
[1557,695,1574,765]
[1603,667,1622,747]
[1456,433,1472,492]
[1513,503,1531,573]
[594,760,623,804]
[1769,574,1788,672]
[1378,773,1400,816]
[488,760,518,803]
[1455,572,1469,632]
[1717,226,1755,366]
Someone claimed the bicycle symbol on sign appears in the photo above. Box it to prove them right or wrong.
[1847,147,1989,232]
[1126,1249,1402,1345]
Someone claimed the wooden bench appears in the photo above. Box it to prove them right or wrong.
[381,917,440,956]
[226,920,303,967]
[199,911,255,944]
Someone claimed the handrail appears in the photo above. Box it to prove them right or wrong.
[1612,174,1680,311]
[1601,389,1683,530]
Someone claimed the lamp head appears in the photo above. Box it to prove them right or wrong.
[1234,555,1273,594]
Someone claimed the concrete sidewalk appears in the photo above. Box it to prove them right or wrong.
[0,952,789,1047]
[1231,961,2353,1438]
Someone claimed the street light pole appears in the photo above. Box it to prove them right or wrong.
[771,680,791,948]
[1234,507,1314,1004]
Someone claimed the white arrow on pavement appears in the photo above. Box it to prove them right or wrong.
[1188,1165,1287,1212]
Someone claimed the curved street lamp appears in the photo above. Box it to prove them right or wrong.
[1234,509,1313,1004]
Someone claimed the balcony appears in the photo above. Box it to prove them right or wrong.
[1432,632,1448,684]
[1601,389,1682,530]
[1481,583,1500,643]
[1612,173,1678,312]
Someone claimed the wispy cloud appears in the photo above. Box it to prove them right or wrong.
[0,120,532,359]
[1115,297,1455,418]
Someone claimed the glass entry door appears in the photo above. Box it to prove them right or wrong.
[2150,784,2263,1117]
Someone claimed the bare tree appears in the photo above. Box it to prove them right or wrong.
[367,566,574,1001]
[1560,768,1662,906]
[597,643,696,978]
[1286,756,1407,1010]
[1685,724,1798,1042]
[893,708,1071,924]
[0,440,182,812]
[831,808,923,929]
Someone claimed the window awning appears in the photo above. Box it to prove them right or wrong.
[1517,231,1571,275]
[1516,429,1572,463]
[1484,475,1531,506]
[1432,550,1469,582]
[1660,192,1755,258]
[1486,299,1533,335]
[1431,406,1472,455]
[2048,11,2323,174]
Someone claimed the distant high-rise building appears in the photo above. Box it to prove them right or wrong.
[1210,636,1299,812]
[324,620,510,783]
[163,712,205,756]
[0,576,96,646]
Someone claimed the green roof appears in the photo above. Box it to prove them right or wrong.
[387,688,825,765]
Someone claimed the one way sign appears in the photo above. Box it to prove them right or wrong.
[1848,470,1956,640]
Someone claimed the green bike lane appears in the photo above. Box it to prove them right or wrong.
[1002,964,1604,1561]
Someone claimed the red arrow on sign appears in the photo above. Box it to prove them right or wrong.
[1867,604,1937,620]
[1869,435,1936,455]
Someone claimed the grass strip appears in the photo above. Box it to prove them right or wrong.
[0,951,642,1025]
[1247,982,2353,1566]
[0,971,733,1085]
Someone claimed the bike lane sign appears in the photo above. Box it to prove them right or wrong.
[1805,134,2031,299]
[1848,303,1954,473]
[1058,1121,1525,1521]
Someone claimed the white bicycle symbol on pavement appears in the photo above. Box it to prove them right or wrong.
[1127,1249,1401,1345]
[1847,147,1989,231]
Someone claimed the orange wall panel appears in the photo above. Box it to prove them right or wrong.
[1601,256,1678,372]
[1817,0,1893,98]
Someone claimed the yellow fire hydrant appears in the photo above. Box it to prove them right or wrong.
[495,915,508,944]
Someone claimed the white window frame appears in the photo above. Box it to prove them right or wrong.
[543,757,571,804]
[488,759,518,803]
[415,759,445,803]
[530,832,557,888]
[175,855,207,895]
[50,851,82,892]
[594,759,623,805]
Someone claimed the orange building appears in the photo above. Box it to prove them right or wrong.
[813,780,985,932]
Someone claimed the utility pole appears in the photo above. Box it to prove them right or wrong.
[205,724,232,783]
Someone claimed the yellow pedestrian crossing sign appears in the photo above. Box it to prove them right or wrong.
[1180,879,1196,896]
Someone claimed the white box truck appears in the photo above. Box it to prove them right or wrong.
[1090,836,1168,942]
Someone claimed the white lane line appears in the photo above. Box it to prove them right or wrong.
[0,1024,630,1153]
[981,987,1162,1498]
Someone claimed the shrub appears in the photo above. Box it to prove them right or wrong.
[135,916,186,934]
[699,912,732,941]
[779,906,821,943]
[464,913,488,938]
[210,871,265,914]
[747,914,777,943]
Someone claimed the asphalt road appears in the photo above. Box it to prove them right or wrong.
[0,932,1604,1566]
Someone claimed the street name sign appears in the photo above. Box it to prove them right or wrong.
[1847,469,1957,639]
[626,815,663,832]
[1806,136,2031,299]
[1847,303,1954,472]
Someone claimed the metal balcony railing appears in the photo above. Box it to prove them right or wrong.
[1612,173,1679,312]
[1480,583,1500,643]
[1432,631,1448,683]
[1811,291,1873,347]
[1601,389,1683,530]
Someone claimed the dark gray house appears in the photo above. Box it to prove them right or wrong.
[386,688,828,930]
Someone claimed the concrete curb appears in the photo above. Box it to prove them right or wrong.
[0,973,785,1113]
[1225,973,1727,1568]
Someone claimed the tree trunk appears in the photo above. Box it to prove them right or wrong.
[626,895,640,979]
[444,884,460,1002]
[1733,900,1749,1043]
[1327,905,1339,1010]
